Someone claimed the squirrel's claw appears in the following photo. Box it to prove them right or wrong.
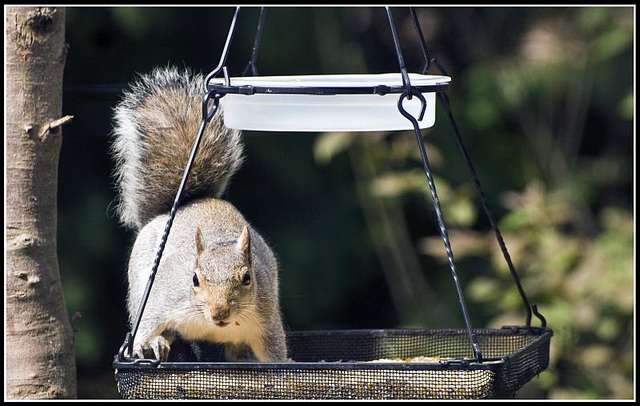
[149,335,171,361]
[132,343,145,359]
[131,335,171,361]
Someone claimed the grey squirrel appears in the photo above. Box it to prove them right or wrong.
[111,66,288,362]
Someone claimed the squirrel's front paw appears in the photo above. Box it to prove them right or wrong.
[132,336,172,361]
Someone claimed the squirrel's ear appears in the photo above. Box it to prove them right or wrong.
[195,227,205,255]
[237,225,251,266]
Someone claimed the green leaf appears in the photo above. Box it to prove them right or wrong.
[500,209,536,231]
[468,277,500,302]
[590,25,633,63]
[313,132,357,164]
[617,91,633,120]
[444,194,478,227]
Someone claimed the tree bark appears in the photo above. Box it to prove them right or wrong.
[6,6,77,399]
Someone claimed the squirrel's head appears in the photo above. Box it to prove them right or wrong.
[192,225,256,328]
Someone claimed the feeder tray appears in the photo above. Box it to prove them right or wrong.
[114,327,552,399]
[113,7,552,400]
[209,73,451,132]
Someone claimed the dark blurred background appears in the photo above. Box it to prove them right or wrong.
[58,6,634,398]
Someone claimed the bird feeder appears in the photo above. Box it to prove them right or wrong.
[113,7,552,399]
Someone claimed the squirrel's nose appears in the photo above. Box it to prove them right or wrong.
[211,303,230,321]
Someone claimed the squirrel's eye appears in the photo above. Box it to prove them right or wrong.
[241,270,251,286]
[193,273,200,287]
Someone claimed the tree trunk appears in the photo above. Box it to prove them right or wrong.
[6,6,77,399]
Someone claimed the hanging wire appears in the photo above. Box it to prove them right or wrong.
[408,7,545,329]
[203,6,242,92]
[396,90,483,361]
[385,7,413,99]
[243,7,267,77]
[437,91,537,329]
[387,6,483,361]
[408,8,431,74]
[122,92,221,361]
[120,7,242,361]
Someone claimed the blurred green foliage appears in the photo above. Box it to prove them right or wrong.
[57,6,633,399]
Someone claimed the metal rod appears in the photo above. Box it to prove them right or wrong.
[408,7,431,74]
[243,7,267,77]
[397,90,483,360]
[126,118,207,356]
[203,6,242,92]
[125,7,242,357]
[437,89,540,329]
[385,7,413,99]
[405,6,543,329]
[126,98,218,358]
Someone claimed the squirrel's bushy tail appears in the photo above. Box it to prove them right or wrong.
[111,66,244,230]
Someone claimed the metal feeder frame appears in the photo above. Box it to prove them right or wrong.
[113,7,552,399]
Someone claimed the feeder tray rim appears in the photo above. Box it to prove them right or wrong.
[207,73,451,96]
[113,326,553,371]
[113,358,508,372]
[285,325,550,336]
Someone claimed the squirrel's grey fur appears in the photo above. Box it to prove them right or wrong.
[111,66,287,362]
[111,65,244,230]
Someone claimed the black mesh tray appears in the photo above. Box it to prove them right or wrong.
[113,326,552,399]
